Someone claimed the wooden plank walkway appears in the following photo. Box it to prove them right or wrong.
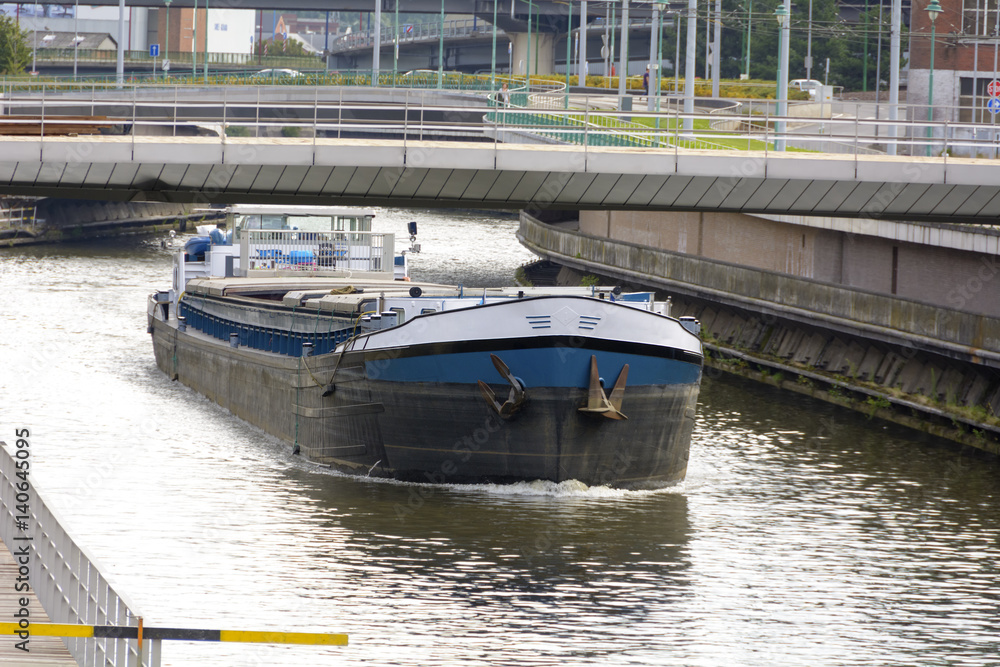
[0,541,77,666]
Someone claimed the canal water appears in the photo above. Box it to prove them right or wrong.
[1,209,998,667]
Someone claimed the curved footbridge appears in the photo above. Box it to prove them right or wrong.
[2,134,1000,223]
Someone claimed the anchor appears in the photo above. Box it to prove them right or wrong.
[578,355,628,420]
[477,354,528,420]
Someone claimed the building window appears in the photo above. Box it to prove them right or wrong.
[959,77,997,122]
[964,0,1000,36]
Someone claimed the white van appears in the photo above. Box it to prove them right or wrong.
[789,79,823,98]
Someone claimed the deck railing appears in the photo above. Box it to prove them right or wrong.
[0,442,160,667]
[239,229,395,276]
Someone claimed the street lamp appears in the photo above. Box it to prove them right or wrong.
[775,2,790,151]
[31,22,51,76]
[925,0,943,156]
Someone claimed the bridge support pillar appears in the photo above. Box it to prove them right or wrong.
[508,32,555,76]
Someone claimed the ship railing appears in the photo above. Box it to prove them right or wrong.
[0,205,41,229]
[0,441,160,667]
[239,229,395,275]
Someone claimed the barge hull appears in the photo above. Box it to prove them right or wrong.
[152,317,698,488]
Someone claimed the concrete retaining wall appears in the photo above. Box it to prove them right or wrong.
[526,214,1000,360]
[520,213,1000,452]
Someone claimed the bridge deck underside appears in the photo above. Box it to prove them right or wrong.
[1,137,997,223]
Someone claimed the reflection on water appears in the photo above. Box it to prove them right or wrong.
[0,211,998,666]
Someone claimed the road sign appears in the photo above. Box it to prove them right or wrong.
[988,96,1000,114]
[150,43,160,58]
[988,79,1000,96]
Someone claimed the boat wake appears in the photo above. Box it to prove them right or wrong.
[303,459,685,497]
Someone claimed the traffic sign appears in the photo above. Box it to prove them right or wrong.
[988,96,1000,114]
[988,79,1000,96]
[150,43,160,58]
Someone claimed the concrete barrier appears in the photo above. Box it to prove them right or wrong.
[519,212,1000,365]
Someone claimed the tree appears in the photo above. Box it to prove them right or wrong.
[0,15,31,75]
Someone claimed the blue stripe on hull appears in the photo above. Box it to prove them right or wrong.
[365,347,701,387]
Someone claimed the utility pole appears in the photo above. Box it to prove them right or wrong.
[683,0,696,130]
[618,0,629,100]
[888,0,901,155]
[373,0,381,84]
[116,0,125,86]
[712,0,721,98]
[806,0,813,81]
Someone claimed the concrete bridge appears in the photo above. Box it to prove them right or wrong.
[4,133,998,224]
[2,88,1000,224]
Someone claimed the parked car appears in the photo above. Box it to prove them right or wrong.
[789,78,822,98]
[253,68,303,80]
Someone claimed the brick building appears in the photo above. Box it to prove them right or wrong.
[910,0,1000,123]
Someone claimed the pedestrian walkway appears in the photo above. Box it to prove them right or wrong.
[0,541,76,666]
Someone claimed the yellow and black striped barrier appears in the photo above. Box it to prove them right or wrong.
[0,622,347,646]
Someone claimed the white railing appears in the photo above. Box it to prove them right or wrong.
[2,82,1000,159]
[0,442,160,667]
[239,229,394,276]
[334,18,501,53]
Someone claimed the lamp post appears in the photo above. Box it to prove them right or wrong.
[888,0,901,155]
[490,0,497,94]
[683,0,696,131]
[527,0,533,81]
[373,0,381,85]
[925,0,943,156]
[73,0,79,80]
[204,0,209,84]
[116,0,124,86]
[648,2,658,112]
[437,0,444,88]
[164,0,171,62]
[775,2,790,151]
[192,0,198,78]
[394,0,399,87]
[579,0,587,84]
[566,1,573,107]
[655,2,665,127]
[617,0,629,102]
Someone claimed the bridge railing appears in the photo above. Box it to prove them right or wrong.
[34,47,320,70]
[0,442,159,667]
[2,82,1000,159]
[332,18,500,54]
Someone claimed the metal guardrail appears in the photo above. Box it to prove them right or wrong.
[333,18,502,53]
[0,83,997,159]
[240,230,394,275]
[0,441,159,667]
[34,47,320,70]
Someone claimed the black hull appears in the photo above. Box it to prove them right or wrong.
[152,318,699,489]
